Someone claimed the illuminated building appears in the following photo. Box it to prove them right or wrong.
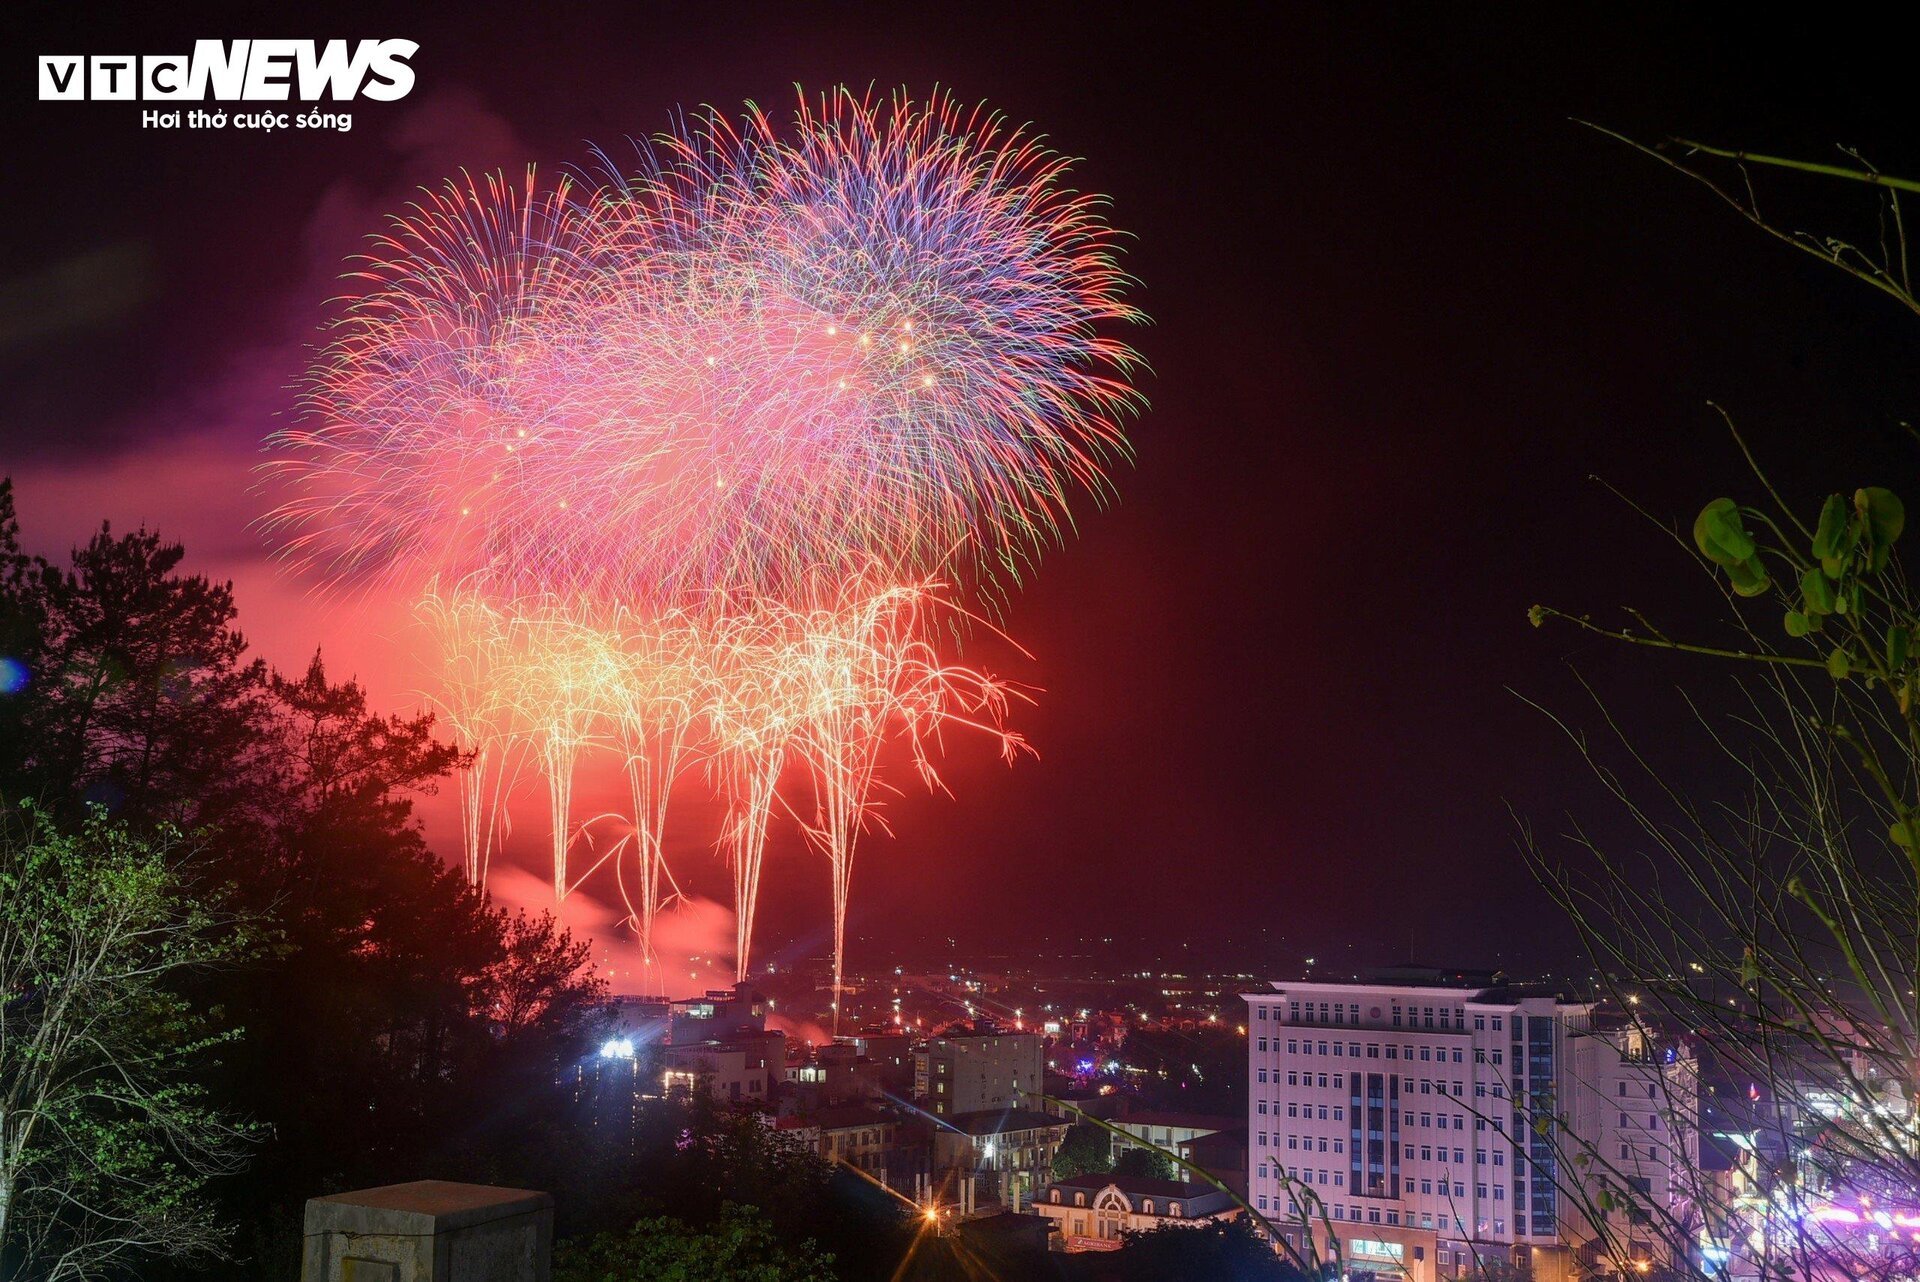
[932,1109,1069,1213]
[661,982,783,1104]
[1244,967,1685,1282]
[914,1028,1043,1118]
[1109,1111,1240,1164]
[1033,1173,1240,1251]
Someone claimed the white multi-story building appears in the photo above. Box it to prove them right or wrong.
[1244,968,1682,1282]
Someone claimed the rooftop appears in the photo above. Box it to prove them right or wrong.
[807,1104,895,1131]
[950,1108,1066,1136]
[1045,1172,1223,1201]
[1115,1111,1238,1132]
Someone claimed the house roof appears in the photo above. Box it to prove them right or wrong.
[1116,1111,1238,1132]
[807,1105,894,1131]
[1044,1173,1225,1201]
[950,1108,1067,1136]
[1181,1127,1249,1161]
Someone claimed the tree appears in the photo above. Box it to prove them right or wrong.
[0,486,613,1280]
[0,807,254,1280]
[0,509,265,831]
[1052,1121,1113,1179]
[552,1203,836,1282]
[1529,140,1920,1280]
[1113,1146,1176,1182]
[1110,1217,1304,1282]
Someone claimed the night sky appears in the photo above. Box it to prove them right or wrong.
[7,4,1919,978]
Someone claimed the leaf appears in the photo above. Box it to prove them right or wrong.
[1859,487,1905,547]
[1785,612,1811,638]
[1812,493,1849,560]
[1892,823,1914,851]
[1694,499,1756,567]
[1800,568,1836,616]
[1725,557,1770,597]
[1828,648,1852,680]
[1890,625,1912,672]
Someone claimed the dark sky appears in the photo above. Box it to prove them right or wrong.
[7,4,1919,978]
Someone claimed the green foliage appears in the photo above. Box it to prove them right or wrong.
[1532,136,1920,1282]
[1113,1146,1178,1181]
[1692,498,1769,596]
[1051,1121,1114,1179]
[553,1203,836,1282]
[0,806,257,1279]
[1691,487,1909,669]
[0,480,611,1281]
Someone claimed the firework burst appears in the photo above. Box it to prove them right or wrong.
[263,87,1142,995]
[263,87,1144,607]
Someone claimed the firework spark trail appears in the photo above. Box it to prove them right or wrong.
[605,607,702,968]
[415,583,526,884]
[502,601,622,900]
[783,570,1034,1031]
[697,607,807,982]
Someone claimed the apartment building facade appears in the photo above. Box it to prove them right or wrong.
[914,1027,1043,1118]
[1243,968,1678,1282]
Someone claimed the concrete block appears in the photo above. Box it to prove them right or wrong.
[300,1180,552,1282]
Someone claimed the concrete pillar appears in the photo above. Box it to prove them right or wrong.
[300,1180,552,1282]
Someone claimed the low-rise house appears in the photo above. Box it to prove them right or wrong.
[932,1108,1068,1213]
[1033,1173,1241,1251]
[662,1032,782,1105]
